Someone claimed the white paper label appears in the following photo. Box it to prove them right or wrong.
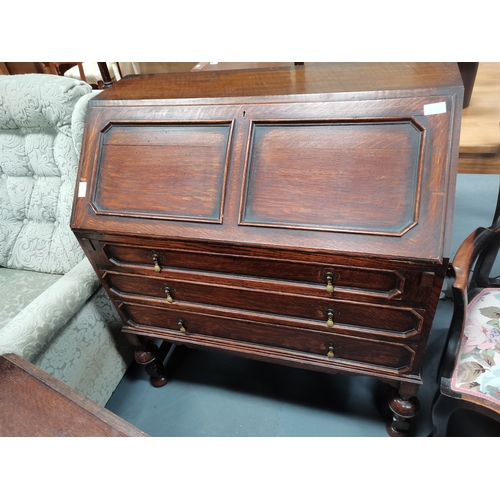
[78,181,87,198]
[424,102,447,116]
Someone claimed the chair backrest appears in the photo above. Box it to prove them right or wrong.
[0,74,92,274]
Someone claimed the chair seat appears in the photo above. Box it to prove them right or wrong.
[451,287,500,405]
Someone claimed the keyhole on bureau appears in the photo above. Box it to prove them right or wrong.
[242,110,247,118]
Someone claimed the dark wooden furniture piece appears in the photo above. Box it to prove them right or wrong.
[432,187,500,436]
[41,62,86,80]
[71,63,464,436]
[457,62,479,109]
[97,62,114,88]
[0,353,147,437]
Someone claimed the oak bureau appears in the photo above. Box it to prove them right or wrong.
[71,63,464,436]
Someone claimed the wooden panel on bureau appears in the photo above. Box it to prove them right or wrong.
[0,353,147,437]
[71,63,464,436]
[241,120,422,234]
[94,123,232,222]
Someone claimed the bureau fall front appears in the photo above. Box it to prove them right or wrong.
[71,63,463,436]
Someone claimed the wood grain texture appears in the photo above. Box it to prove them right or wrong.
[460,62,500,155]
[120,302,417,374]
[91,63,462,103]
[240,121,421,234]
[71,63,463,436]
[106,272,422,336]
[0,354,147,437]
[94,123,232,222]
[458,62,500,174]
[74,97,459,261]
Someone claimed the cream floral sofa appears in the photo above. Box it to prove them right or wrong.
[0,74,133,405]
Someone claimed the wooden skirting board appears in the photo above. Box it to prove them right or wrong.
[459,154,500,174]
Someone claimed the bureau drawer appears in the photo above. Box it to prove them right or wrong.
[120,301,417,375]
[103,243,406,299]
[106,271,423,338]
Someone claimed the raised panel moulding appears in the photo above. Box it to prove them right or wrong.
[91,122,233,223]
[240,120,424,236]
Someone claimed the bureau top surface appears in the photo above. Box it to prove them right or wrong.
[91,62,463,104]
[73,63,463,263]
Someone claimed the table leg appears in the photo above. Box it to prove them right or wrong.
[386,383,420,437]
[134,341,170,387]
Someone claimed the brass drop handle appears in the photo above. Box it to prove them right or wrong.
[324,307,337,328]
[327,343,335,359]
[326,313,335,328]
[149,251,161,273]
[178,319,186,333]
[326,275,334,294]
[162,285,174,303]
[324,271,337,294]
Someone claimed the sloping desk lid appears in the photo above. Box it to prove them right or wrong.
[71,63,463,263]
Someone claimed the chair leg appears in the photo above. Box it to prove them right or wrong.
[97,63,113,88]
[431,391,462,437]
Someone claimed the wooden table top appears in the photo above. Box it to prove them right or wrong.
[191,62,301,72]
[0,353,147,437]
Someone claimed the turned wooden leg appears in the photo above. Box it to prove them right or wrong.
[386,384,420,437]
[134,341,171,387]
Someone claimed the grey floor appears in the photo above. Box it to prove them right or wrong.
[105,174,500,437]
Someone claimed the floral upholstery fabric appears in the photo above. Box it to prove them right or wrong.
[452,288,500,404]
[0,74,92,274]
[0,267,62,329]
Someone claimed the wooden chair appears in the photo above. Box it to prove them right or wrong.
[41,62,120,89]
[432,187,500,436]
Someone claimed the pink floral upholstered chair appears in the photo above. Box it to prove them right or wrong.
[432,209,500,436]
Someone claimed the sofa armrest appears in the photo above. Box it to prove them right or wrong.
[72,90,102,161]
[0,258,100,361]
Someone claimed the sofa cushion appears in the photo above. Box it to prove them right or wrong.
[33,286,130,406]
[0,257,100,362]
[0,267,62,329]
[0,74,92,274]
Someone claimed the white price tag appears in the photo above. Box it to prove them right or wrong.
[424,102,447,116]
[78,181,87,198]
